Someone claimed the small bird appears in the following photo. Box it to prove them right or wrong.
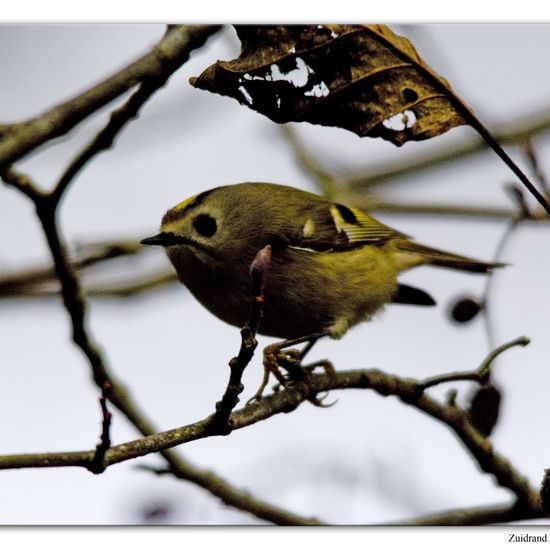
[141,182,501,340]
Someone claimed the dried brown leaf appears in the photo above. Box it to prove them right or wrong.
[191,24,468,146]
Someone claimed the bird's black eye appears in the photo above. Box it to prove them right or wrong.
[193,214,217,237]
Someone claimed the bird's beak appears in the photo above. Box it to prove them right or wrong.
[140,232,192,246]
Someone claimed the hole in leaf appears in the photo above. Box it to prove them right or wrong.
[402,88,418,103]
[382,110,417,131]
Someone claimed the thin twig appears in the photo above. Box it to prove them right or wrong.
[280,124,340,197]
[52,80,169,204]
[281,124,550,222]
[483,220,519,350]
[524,141,550,200]
[482,184,533,351]
[418,336,530,391]
[85,272,177,298]
[211,245,272,433]
[480,147,549,351]
[335,193,548,222]
[0,239,144,297]
[89,382,113,474]
[135,464,172,476]
[1,166,43,201]
[0,25,220,171]
[478,337,530,374]
[1,271,177,300]
[347,105,550,192]
[466,117,550,215]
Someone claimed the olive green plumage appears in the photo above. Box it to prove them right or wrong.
[142,182,501,339]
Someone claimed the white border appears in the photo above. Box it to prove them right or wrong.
[0,526,547,549]
[1,1,550,23]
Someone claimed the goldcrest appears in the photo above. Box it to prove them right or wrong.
[142,182,500,339]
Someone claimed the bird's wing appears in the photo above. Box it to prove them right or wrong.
[288,202,407,252]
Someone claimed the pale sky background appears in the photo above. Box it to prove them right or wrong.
[1,24,550,525]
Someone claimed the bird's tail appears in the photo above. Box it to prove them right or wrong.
[397,241,505,274]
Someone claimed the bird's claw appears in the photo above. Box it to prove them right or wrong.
[248,343,336,407]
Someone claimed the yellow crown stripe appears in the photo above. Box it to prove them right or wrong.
[173,193,201,212]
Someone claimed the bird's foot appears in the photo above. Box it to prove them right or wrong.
[246,333,334,406]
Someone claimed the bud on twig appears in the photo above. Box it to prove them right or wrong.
[468,384,502,437]
[449,296,483,324]
[249,244,272,298]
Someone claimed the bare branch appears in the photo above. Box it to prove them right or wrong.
[134,456,316,531]
[34,202,115,395]
[158,448,324,526]
[0,354,539,519]
[394,501,541,526]
[0,25,221,171]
